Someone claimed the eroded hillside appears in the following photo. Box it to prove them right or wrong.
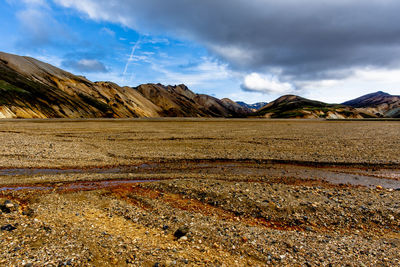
[0,52,244,119]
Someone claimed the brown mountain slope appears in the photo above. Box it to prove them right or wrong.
[0,52,242,118]
[135,84,206,117]
[135,84,246,117]
[2,51,393,120]
[343,91,400,117]
[220,98,252,114]
[193,94,246,117]
[255,95,376,119]
[0,54,105,118]
[0,52,161,118]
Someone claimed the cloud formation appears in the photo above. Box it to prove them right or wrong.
[242,73,293,94]
[17,8,61,46]
[54,1,400,76]
[62,59,108,73]
[53,0,400,98]
[15,0,74,48]
[154,57,233,87]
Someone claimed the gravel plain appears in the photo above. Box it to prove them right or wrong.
[0,119,399,266]
[0,119,400,168]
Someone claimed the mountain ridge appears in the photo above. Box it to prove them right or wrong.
[1,51,400,119]
[255,94,376,119]
[342,91,400,117]
[0,52,245,119]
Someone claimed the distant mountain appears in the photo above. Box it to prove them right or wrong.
[135,84,247,117]
[236,101,268,111]
[220,98,252,114]
[343,91,400,117]
[0,51,245,119]
[255,95,376,119]
[2,51,399,119]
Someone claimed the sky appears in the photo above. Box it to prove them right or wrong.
[2,0,400,104]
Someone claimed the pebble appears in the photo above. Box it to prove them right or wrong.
[174,226,189,239]
[4,201,14,209]
[1,224,17,231]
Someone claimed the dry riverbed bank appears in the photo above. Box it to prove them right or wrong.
[0,119,399,266]
[0,177,399,266]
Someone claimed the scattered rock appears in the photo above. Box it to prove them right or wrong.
[22,207,34,217]
[179,236,188,241]
[4,200,14,209]
[0,200,19,213]
[174,226,189,239]
[1,224,17,231]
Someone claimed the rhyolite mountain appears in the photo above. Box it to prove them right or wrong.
[343,91,400,118]
[255,95,376,119]
[135,84,249,117]
[0,52,247,118]
[0,51,398,119]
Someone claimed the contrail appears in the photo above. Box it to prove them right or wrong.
[123,37,141,76]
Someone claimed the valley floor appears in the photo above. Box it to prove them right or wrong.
[0,119,399,266]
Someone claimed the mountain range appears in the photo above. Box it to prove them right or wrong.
[342,91,400,118]
[236,102,267,112]
[1,51,399,119]
[0,52,247,118]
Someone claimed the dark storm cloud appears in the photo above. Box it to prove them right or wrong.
[56,0,400,80]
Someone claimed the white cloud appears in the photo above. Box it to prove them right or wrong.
[241,73,294,94]
[143,37,170,45]
[62,59,108,73]
[123,39,142,76]
[101,27,115,37]
[151,57,237,88]
[79,59,102,67]
[17,8,56,45]
[52,0,400,104]
[15,0,74,47]
[226,90,272,104]
[297,67,400,103]
[209,44,253,66]
[54,0,131,25]
[33,54,63,67]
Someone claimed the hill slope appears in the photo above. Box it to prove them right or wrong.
[343,91,400,117]
[135,84,246,117]
[256,95,376,119]
[220,98,252,114]
[0,52,243,118]
[1,51,398,119]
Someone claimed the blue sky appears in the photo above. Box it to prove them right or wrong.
[2,0,400,103]
[1,0,266,103]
